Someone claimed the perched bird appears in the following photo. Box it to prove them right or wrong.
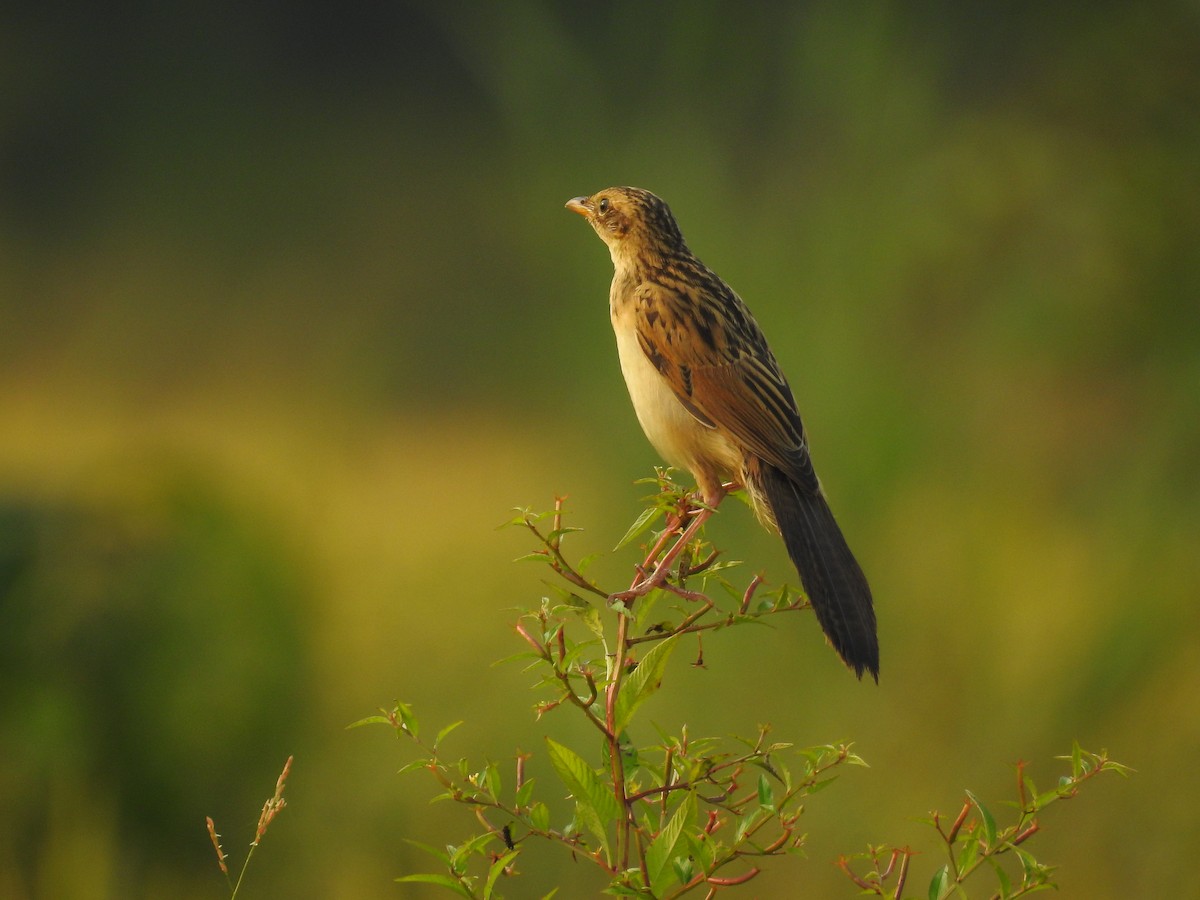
[566,186,879,680]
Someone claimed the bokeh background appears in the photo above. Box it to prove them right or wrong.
[2,2,1197,897]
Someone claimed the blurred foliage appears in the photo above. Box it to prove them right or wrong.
[374,491,1128,898]
[0,1,1197,897]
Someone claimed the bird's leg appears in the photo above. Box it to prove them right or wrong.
[612,482,727,603]
[630,504,714,594]
[638,509,687,572]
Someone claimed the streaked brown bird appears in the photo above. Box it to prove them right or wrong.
[566,186,879,681]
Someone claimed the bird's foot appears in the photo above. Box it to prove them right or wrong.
[611,505,716,607]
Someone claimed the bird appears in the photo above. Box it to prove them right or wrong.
[565,186,879,681]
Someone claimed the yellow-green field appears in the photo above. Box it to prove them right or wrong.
[2,4,1196,897]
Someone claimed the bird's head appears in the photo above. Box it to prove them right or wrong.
[565,186,686,266]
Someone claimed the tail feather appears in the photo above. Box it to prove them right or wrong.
[754,461,879,681]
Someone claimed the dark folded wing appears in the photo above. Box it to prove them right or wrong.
[633,280,821,495]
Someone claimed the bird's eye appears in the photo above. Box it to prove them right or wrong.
[597,197,610,214]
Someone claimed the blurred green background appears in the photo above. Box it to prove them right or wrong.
[1,2,1197,897]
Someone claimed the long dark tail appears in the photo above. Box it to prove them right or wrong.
[756,461,879,681]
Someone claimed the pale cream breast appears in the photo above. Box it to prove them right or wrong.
[610,298,743,500]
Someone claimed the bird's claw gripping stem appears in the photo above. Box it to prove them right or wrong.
[609,505,715,605]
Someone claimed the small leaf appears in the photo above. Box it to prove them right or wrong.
[483,849,519,899]
[396,703,419,738]
[615,505,665,550]
[927,864,951,900]
[547,525,584,544]
[395,873,474,898]
[734,808,764,844]
[529,801,550,832]
[805,775,838,795]
[346,714,392,729]
[1022,773,1039,808]
[989,857,1013,898]
[757,773,775,811]
[405,838,452,865]
[435,721,464,748]
[397,758,431,776]
[966,790,998,847]
[603,882,646,896]
[515,776,536,808]
[686,832,716,871]
[645,792,696,894]
[672,855,694,884]
[614,634,681,733]
[483,761,502,800]
[581,605,606,641]
[448,832,495,871]
[559,592,590,610]
[545,738,619,855]
[955,833,980,876]
[572,800,608,858]
[491,651,544,667]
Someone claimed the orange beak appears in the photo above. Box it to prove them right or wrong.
[565,196,592,217]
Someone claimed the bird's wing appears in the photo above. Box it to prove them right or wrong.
[634,280,821,494]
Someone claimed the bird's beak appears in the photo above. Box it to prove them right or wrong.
[565,196,592,218]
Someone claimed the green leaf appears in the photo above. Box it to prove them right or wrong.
[645,792,696,895]
[547,526,584,544]
[545,738,619,855]
[672,855,694,885]
[805,775,838,795]
[396,703,419,739]
[1021,773,1039,808]
[515,776,536,808]
[603,882,646,896]
[397,758,431,776]
[613,634,681,734]
[529,801,550,832]
[395,873,474,898]
[346,714,392,729]
[581,605,606,641]
[491,651,544,667]
[1012,846,1049,883]
[435,721,464,748]
[955,833,980,876]
[686,832,716,872]
[927,864,951,900]
[559,592,589,611]
[757,773,775,811]
[1102,756,1134,777]
[572,800,608,858]
[483,849,519,899]
[483,761,502,799]
[966,790,998,848]
[734,808,764,844]
[404,838,451,865]
[615,505,665,550]
[989,857,1013,898]
[448,831,495,872]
